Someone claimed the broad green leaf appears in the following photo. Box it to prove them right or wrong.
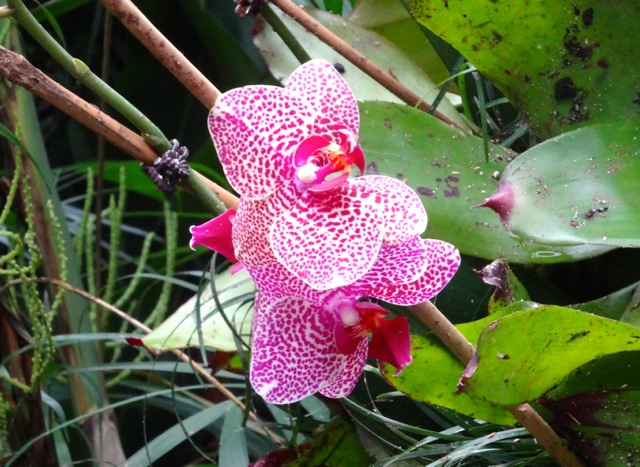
[381,304,536,425]
[409,0,640,138]
[254,5,469,129]
[572,280,640,328]
[358,101,612,262]
[540,389,640,467]
[485,121,640,250]
[546,351,640,402]
[142,268,254,352]
[460,306,640,406]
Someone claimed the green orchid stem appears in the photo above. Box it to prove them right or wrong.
[8,0,229,215]
[8,0,169,153]
[261,4,311,64]
[186,168,226,215]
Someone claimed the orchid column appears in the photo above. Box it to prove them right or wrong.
[191,59,460,404]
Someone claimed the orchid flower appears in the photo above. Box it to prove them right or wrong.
[190,59,461,403]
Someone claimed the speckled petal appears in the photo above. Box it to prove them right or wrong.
[350,237,430,290]
[247,261,331,305]
[232,180,300,267]
[365,239,461,306]
[209,86,314,199]
[352,176,428,246]
[271,182,385,290]
[319,337,368,399]
[250,295,347,404]
[286,59,359,139]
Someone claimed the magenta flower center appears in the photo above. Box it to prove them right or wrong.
[294,126,365,192]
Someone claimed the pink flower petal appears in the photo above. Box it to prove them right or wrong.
[368,316,412,376]
[350,237,430,289]
[285,59,359,139]
[365,239,461,305]
[270,181,385,290]
[318,338,368,399]
[189,210,237,263]
[209,86,314,200]
[232,180,300,267]
[250,295,347,404]
[352,176,428,246]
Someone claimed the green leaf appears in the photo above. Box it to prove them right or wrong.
[254,6,469,130]
[358,101,611,262]
[409,0,640,138]
[571,280,640,328]
[126,401,231,465]
[545,351,640,402]
[484,121,640,251]
[287,420,371,466]
[541,389,640,466]
[381,304,535,425]
[460,306,640,406]
[142,268,254,352]
[349,0,452,86]
[219,405,249,467]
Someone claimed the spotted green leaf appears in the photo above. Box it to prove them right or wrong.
[460,306,640,406]
[409,0,640,138]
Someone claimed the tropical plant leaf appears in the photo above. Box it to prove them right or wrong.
[358,101,612,262]
[381,304,537,424]
[481,121,640,251]
[409,0,640,138]
[459,306,640,406]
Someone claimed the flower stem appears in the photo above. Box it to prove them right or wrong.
[410,301,585,467]
[7,0,169,153]
[0,45,238,213]
[100,0,221,109]
[261,4,311,64]
[269,0,461,129]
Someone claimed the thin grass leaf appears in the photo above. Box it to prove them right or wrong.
[126,401,232,466]
[219,404,249,467]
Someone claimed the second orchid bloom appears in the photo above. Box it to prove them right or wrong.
[191,59,461,404]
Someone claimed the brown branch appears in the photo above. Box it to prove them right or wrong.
[410,301,585,467]
[269,0,461,129]
[0,44,239,210]
[100,0,221,109]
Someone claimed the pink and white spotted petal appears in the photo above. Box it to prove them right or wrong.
[349,237,430,291]
[318,337,368,399]
[209,86,314,199]
[367,239,461,306]
[249,295,347,404]
[232,180,300,267]
[285,59,359,140]
[248,261,332,305]
[351,176,428,246]
[270,182,386,290]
